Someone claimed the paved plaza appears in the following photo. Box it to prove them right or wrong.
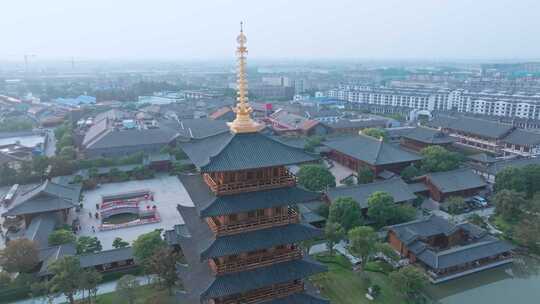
[75,174,193,250]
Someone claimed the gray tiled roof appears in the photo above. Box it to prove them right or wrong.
[483,157,540,175]
[180,132,319,172]
[38,244,77,276]
[417,239,514,270]
[200,258,326,299]
[424,168,486,193]
[176,204,322,260]
[3,180,81,216]
[502,129,540,146]
[426,116,514,139]
[387,215,458,245]
[324,135,422,166]
[85,128,177,150]
[261,293,329,304]
[323,119,388,130]
[79,247,133,268]
[467,153,498,164]
[401,127,455,144]
[179,174,320,217]
[326,177,416,209]
[163,118,229,140]
[24,213,59,249]
[388,215,514,270]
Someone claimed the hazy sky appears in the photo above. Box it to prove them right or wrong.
[1,0,539,61]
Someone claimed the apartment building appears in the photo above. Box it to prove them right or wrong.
[328,85,452,111]
[329,85,540,120]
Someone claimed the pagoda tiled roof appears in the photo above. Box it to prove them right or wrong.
[179,132,318,172]
[176,204,322,260]
[177,256,326,301]
[179,174,320,217]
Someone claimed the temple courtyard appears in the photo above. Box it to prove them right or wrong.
[75,174,193,250]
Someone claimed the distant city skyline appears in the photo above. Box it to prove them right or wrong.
[2,0,540,61]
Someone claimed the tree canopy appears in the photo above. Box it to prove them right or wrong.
[357,167,374,184]
[76,236,103,254]
[324,222,345,256]
[420,146,462,173]
[48,256,83,304]
[445,196,467,215]
[147,247,181,295]
[328,197,363,231]
[362,128,387,141]
[132,229,166,264]
[348,226,378,269]
[113,237,130,249]
[400,165,421,182]
[389,265,428,300]
[116,275,140,304]
[367,191,416,228]
[0,239,39,273]
[494,164,540,198]
[493,190,529,223]
[48,229,76,246]
[297,164,336,191]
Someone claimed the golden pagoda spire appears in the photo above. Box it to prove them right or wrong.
[228,21,262,133]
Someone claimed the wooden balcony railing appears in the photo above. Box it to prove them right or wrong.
[214,281,304,304]
[209,248,302,275]
[207,208,299,236]
[203,173,296,195]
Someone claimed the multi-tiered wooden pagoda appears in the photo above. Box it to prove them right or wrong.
[171,23,328,304]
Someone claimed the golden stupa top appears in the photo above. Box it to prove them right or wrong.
[228,22,263,134]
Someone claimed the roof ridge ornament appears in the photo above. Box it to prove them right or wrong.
[228,21,263,134]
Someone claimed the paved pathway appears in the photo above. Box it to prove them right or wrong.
[13,275,151,304]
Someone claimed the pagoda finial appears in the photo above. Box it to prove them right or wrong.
[228,22,262,134]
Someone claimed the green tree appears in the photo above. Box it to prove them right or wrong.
[0,164,18,186]
[31,278,59,304]
[493,190,528,223]
[59,146,76,160]
[297,164,336,191]
[304,135,325,152]
[112,237,130,249]
[357,167,374,184]
[328,197,363,231]
[467,213,487,229]
[521,165,540,198]
[48,229,76,246]
[376,243,400,262]
[147,247,180,295]
[367,192,415,228]
[348,226,378,270]
[32,156,50,175]
[494,167,527,194]
[324,222,345,256]
[362,128,387,140]
[76,236,102,254]
[0,239,39,273]
[48,256,83,304]
[389,265,428,300]
[420,146,462,172]
[58,133,74,149]
[80,268,102,304]
[116,275,140,304]
[0,271,11,288]
[400,165,421,182]
[496,165,540,198]
[446,196,467,215]
[316,204,329,219]
[132,229,166,264]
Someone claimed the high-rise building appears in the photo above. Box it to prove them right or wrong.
[171,24,328,304]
